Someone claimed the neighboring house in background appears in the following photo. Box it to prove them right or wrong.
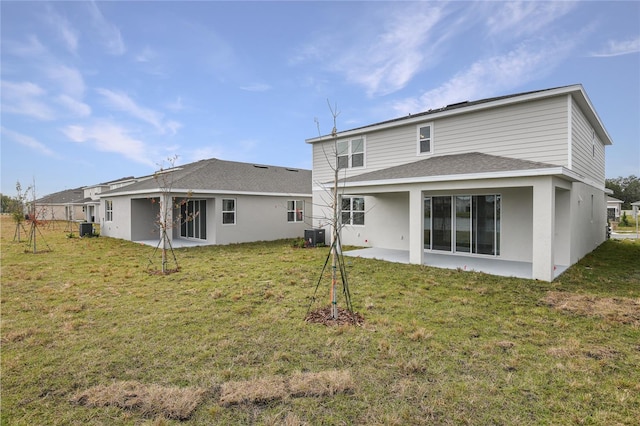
[306,84,612,282]
[99,158,312,246]
[32,187,85,221]
[606,196,623,221]
[81,176,137,223]
[631,201,640,220]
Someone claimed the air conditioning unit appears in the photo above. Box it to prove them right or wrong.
[79,222,93,237]
[304,229,325,247]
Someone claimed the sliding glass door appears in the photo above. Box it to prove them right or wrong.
[424,194,500,256]
[180,199,207,240]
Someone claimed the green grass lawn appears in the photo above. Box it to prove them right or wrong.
[2,216,639,425]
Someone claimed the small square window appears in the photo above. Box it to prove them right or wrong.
[336,138,365,169]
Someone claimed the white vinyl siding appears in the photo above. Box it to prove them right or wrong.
[433,97,569,165]
[571,98,605,183]
[311,96,570,183]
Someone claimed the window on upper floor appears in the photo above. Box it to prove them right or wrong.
[417,124,433,154]
[341,196,365,226]
[337,137,365,169]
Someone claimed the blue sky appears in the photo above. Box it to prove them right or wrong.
[1,1,639,197]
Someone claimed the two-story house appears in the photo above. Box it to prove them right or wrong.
[306,85,612,282]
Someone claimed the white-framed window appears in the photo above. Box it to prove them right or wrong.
[222,198,236,225]
[337,137,365,169]
[417,123,433,154]
[341,196,365,226]
[105,200,113,222]
[287,200,304,223]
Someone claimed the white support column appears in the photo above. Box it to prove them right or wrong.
[532,178,555,281]
[160,194,174,242]
[409,188,424,265]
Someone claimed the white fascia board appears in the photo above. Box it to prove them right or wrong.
[334,167,575,188]
[306,85,587,144]
[326,167,611,192]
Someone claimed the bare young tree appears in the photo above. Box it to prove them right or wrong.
[148,156,198,274]
[308,101,354,320]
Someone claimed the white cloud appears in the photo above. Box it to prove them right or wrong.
[1,126,57,157]
[44,4,79,53]
[96,88,181,135]
[590,37,640,57]
[46,64,86,98]
[87,1,125,55]
[240,83,272,92]
[294,3,452,97]
[135,46,156,63]
[61,122,155,166]
[56,95,91,117]
[1,80,55,120]
[392,40,576,114]
[485,1,577,38]
[2,35,46,57]
[343,4,447,96]
[165,96,184,112]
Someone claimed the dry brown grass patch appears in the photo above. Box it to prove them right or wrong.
[543,291,640,326]
[219,376,288,406]
[219,370,354,406]
[289,370,354,397]
[71,380,208,420]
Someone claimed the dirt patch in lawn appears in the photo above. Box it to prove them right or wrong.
[543,291,640,326]
[305,306,364,326]
[71,381,208,420]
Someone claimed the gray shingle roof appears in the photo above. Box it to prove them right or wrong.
[36,187,85,204]
[340,152,558,184]
[104,158,311,196]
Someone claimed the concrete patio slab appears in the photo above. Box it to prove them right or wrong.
[343,247,568,280]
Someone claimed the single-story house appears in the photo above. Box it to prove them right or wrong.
[32,187,85,221]
[606,196,623,221]
[306,84,612,282]
[99,158,312,246]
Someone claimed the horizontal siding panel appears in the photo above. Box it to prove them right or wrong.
[311,95,573,182]
[434,97,569,166]
[571,98,605,182]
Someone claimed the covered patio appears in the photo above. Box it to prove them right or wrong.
[343,247,568,280]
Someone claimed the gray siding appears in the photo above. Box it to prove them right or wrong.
[435,96,568,165]
[312,96,570,184]
[571,98,606,183]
